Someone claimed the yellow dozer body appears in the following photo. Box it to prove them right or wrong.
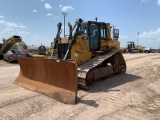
[14,19,126,104]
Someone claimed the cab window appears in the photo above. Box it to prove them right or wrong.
[100,27,107,39]
[80,25,88,35]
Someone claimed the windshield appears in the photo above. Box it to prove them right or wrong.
[89,24,99,51]
[11,50,24,54]
[80,25,88,35]
[90,24,98,37]
[16,50,24,54]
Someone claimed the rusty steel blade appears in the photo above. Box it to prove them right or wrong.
[14,58,77,104]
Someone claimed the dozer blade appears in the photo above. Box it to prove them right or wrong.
[14,58,77,104]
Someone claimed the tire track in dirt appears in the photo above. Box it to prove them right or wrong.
[67,54,160,120]
[124,53,159,61]
[0,93,59,120]
[0,54,160,120]
[0,66,19,86]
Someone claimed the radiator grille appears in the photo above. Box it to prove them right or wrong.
[58,43,71,59]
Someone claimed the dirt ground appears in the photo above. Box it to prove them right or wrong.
[0,53,160,120]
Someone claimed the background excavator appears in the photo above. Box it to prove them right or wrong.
[0,35,22,59]
[14,18,126,104]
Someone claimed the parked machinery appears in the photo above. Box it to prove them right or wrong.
[14,18,126,104]
[0,35,22,59]
[126,41,136,53]
[135,46,144,53]
[126,41,144,53]
[27,45,46,55]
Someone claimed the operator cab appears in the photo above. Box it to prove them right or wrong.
[80,21,107,51]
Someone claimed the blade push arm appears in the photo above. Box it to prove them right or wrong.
[63,18,83,60]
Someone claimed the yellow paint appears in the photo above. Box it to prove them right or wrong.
[58,23,120,65]
[71,36,92,65]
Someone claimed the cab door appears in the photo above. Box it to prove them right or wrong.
[89,24,100,51]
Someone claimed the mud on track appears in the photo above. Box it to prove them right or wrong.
[0,53,160,120]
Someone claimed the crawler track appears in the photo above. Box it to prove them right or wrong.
[78,50,126,89]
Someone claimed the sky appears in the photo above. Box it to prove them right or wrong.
[0,0,160,48]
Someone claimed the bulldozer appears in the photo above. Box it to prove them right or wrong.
[14,18,126,104]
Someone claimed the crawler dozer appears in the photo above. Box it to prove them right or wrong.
[14,18,126,104]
